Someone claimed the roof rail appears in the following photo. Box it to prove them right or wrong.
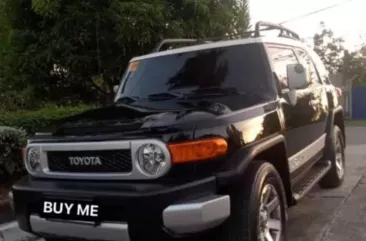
[152,39,212,52]
[255,21,300,40]
[152,21,301,52]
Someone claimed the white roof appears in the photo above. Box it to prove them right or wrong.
[130,36,310,62]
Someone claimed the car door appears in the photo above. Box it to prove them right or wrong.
[266,45,317,174]
[294,47,329,144]
[309,50,339,111]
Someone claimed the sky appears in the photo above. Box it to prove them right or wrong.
[249,0,366,50]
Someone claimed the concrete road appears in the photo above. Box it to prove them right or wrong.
[288,126,366,241]
[1,126,366,241]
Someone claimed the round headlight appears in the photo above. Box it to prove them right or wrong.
[137,144,169,176]
[27,148,41,173]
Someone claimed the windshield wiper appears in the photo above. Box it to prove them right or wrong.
[147,92,185,101]
[115,96,140,104]
[147,88,240,101]
[188,87,240,97]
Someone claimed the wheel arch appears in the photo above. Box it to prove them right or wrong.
[253,140,294,207]
[325,106,346,160]
[217,135,294,207]
[334,109,345,146]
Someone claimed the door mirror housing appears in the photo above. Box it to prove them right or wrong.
[283,63,308,106]
[287,63,308,90]
[281,89,297,106]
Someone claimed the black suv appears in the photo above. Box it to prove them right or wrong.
[11,22,346,241]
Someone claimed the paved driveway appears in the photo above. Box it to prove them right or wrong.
[288,126,366,241]
[2,126,366,241]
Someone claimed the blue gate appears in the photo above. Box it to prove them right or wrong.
[352,87,366,119]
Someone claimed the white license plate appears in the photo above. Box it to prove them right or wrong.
[41,200,100,221]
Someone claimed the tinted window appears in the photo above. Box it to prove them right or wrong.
[310,52,331,84]
[295,48,322,85]
[267,47,298,90]
[118,44,273,99]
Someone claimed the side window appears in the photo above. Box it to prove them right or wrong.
[310,52,332,84]
[267,47,299,91]
[295,48,322,85]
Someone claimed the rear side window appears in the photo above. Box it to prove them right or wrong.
[267,47,299,90]
[295,48,322,85]
[309,51,332,84]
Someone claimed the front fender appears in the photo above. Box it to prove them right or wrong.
[216,134,287,186]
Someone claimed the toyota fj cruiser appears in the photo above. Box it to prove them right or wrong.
[11,22,346,241]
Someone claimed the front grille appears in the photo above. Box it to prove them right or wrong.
[47,150,132,173]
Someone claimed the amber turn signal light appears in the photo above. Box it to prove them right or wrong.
[128,61,139,71]
[168,138,228,164]
[336,87,342,97]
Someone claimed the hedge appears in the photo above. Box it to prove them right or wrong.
[0,105,94,134]
[0,105,95,177]
[0,126,27,177]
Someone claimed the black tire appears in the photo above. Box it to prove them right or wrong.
[214,161,288,241]
[319,125,345,189]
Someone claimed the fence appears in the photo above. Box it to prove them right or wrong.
[352,87,366,119]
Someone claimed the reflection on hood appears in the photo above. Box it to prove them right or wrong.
[39,100,232,136]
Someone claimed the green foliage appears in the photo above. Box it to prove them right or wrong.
[0,105,94,134]
[0,88,41,111]
[313,22,345,74]
[0,0,250,107]
[313,22,366,86]
[0,126,27,176]
[32,0,61,16]
[342,48,366,87]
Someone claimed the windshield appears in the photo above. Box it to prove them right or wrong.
[116,43,275,101]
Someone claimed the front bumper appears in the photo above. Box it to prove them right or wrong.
[11,176,230,241]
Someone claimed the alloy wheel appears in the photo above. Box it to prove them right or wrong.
[258,184,282,241]
[335,137,344,179]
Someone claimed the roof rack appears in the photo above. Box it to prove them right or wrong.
[255,21,300,40]
[152,39,212,53]
[152,21,300,52]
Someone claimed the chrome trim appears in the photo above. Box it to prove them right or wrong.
[289,134,326,172]
[163,195,230,234]
[30,215,130,241]
[24,139,172,180]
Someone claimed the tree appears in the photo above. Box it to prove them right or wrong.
[313,22,345,74]
[0,0,250,107]
[341,47,366,87]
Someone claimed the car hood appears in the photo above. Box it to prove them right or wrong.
[37,99,233,137]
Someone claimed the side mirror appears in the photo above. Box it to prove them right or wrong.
[281,88,298,106]
[113,85,119,93]
[283,64,309,106]
[287,63,308,90]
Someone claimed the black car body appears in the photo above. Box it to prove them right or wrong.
[11,22,346,241]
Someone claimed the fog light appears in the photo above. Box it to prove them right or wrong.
[137,144,168,176]
[27,148,41,173]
